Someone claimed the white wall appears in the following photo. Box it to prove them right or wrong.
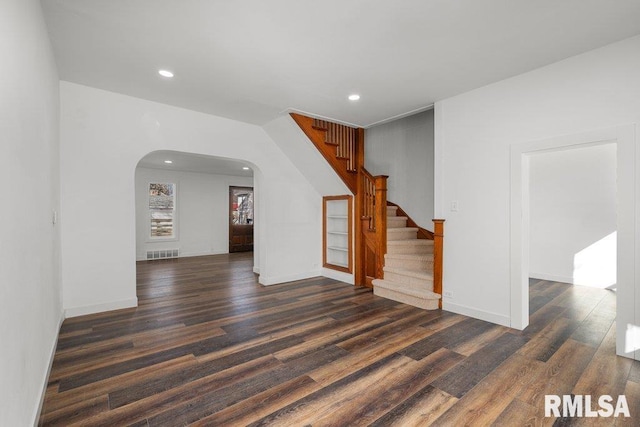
[435,35,640,358]
[365,110,435,227]
[60,82,324,317]
[263,115,351,197]
[135,167,253,260]
[529,144,617,286]
[0,0,62,425]
[263,114,354,283]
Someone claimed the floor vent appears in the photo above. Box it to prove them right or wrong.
[146,249,179,260]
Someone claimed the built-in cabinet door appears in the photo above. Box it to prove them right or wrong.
[229,186,254,253]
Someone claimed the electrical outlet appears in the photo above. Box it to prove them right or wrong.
[443,291,453,298]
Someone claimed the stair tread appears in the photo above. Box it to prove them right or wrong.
[384,266,434,280]
[385,253,434,261]
[387,227,419,232]
[373,279,441,300]
[387,239,434,245]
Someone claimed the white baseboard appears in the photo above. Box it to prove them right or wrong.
[529,272,574,285]
[179,250,228,258]
[64,297,138,318]
[321,268,354,285]
[442,301,511,328]
[136,249,229,261]
[33,311,64,426]
[259,270,321,286]
[253,266,260,274]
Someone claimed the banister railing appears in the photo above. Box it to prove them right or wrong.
[290,113,359,193]
[358,167,388,285]
[312,118,357,172]
[361,168,375,230]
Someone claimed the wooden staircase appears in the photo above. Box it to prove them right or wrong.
[372,205,442,310]
[291,113,444,310]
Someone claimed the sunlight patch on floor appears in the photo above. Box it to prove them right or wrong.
[573,232,616,289]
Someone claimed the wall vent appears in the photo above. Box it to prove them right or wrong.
[146,249,179,260]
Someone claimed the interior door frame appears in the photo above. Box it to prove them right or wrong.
[229,186,254,253]
[510,124,637,359]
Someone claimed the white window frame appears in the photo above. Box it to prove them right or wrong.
[148,182,178,241]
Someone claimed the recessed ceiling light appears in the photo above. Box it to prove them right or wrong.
[348,94,360,101]
[164,160,173,164]
[242,167,250,170]
[158,69,174,78]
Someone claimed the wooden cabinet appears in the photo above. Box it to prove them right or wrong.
[323,195,352,273]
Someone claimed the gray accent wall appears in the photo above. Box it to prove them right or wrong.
[365,110,435,228]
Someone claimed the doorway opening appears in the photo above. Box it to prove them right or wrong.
[510,125,637,359]
[229,186,254,253]
[528,143,617,290]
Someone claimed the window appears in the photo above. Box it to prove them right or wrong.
[149,183,175,238]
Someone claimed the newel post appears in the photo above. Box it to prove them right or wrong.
[374,176,388,279]
[354,129,366,286]
[432,219,445,309]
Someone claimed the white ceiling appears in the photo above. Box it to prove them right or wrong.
[138,151,254,177]
[42,0,640,128]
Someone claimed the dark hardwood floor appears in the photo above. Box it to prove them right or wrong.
[39,253,639,426]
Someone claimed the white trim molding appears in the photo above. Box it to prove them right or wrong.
[259,270,322,286]
[64,297,138,318]
[443,301,510,328]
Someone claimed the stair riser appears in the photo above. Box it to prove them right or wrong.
[387,217,408,228]
[384,271,434,292]
[387,229,418,240]
[387,207,398,217]
[386,244,434,255]
[374,287,439,310]
[385,258,434,271]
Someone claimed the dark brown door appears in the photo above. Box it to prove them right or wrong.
[229,186,254,253]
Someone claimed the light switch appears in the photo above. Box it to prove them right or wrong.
[451,201,459,212]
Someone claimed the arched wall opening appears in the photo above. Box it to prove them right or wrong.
[60,81,323,318]
[134,150,258,269]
